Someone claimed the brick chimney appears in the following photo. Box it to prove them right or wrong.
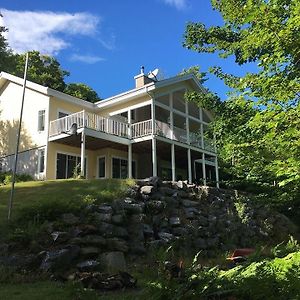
[134,66,154,88]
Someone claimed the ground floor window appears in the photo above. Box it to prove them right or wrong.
[38,149,45,173]
[56,153,86,179]
[98,157,105,178]
[112,157,136,179]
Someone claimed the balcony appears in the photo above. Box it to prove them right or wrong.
[49,111,215,152]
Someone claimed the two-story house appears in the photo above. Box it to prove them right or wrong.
[0,68,219,186]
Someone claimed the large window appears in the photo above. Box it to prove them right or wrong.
[112,157,136,179]
[98,157,105,178]
[56,153,86,179]
[38,149,45,173]
[38,110,45,131]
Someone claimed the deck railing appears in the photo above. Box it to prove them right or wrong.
[49,112,216,152]
[131,119,152,138]
[49,111,129,138]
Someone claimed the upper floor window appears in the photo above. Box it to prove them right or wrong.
[38,110,45,131]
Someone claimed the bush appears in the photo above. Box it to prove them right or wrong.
[0,172,33,185]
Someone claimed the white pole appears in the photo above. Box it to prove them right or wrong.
[152,138,157,177]
[80,130,86,178]
[188,148,192,184]
[215,156,220,188]
[202,152,207,186]
[8,52,29,221]
[171,143,176,181]
[128,144,132,178]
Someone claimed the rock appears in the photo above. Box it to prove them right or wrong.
[172,227,188,236]
[146,200,166,214]
[111,214,124,225]
[80,247,101,257]
[78,224,98,235]
[97,204,113,214]
[94,212,112,223]
[50,231,70,243]
[112,226,129,239]
[128,213,145,223]
[77,260,100,272]
[158,232,175,243]
[97,223,115,237]
[106,238,129,252]
[62,213,79,225]
[198,216,209,226]
[169,217,181,226]
[140,185,155,195]
[71,235,106,247]
[129,241,146,255]
[159,187,176,196]
[100,251,127,273]
[182,199,199,207]
[40,245,80,271]
[194,238,207,250]
[143,224,154,237]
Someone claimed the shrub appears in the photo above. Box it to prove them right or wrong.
[0,172,33,185]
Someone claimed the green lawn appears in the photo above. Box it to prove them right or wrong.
[0,178,134,233]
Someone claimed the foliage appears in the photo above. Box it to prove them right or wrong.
[64,83,101,103]
[147,245,300,300]
[178,65,207,84]
[0,15,15,73]
[12,51,69,91]
[0,172,33,185]
[183,0,300,205]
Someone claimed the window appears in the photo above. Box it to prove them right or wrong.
[98,157,105,178]
[38,110,45,131]
[38,149,45,173]
[56,153,86,179]
[112,157,136,179]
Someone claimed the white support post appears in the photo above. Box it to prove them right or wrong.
[171,143,176,181]
[185,101,190,144]
[128,109,132,138]
[170,93,174,140]
[80,130,86,178]
[128,143,132,178]
[152,138,157,177]
[202,152,207,186]
[151,98,156,135]
[215,156,220,188]
[188,148,192,184]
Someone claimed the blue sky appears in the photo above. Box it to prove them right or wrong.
[0,0,254,99]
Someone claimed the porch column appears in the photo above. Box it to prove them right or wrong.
[128,143,132,178]
[152,138,157,177]
[215,156,220,188]
[80,130,86,178]
[187,148,192,184]
[202,152,207,185]
[171,143,176,181]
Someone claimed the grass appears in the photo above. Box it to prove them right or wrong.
[0,178,134,237]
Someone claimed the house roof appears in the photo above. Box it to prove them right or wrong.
[0,71,205,111]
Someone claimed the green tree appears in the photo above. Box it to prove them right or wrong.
[64,83,101,103]
[13,51,69,91]
[183,0,300,190]
[0,15,15,73]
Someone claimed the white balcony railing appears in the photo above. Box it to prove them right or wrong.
[49,111,129,138]
[49,112,216,153]
[131,119,152,138]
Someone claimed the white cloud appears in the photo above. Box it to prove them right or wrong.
[70,54,105,64]
[0,9,100,55]
[162,0,188,10]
